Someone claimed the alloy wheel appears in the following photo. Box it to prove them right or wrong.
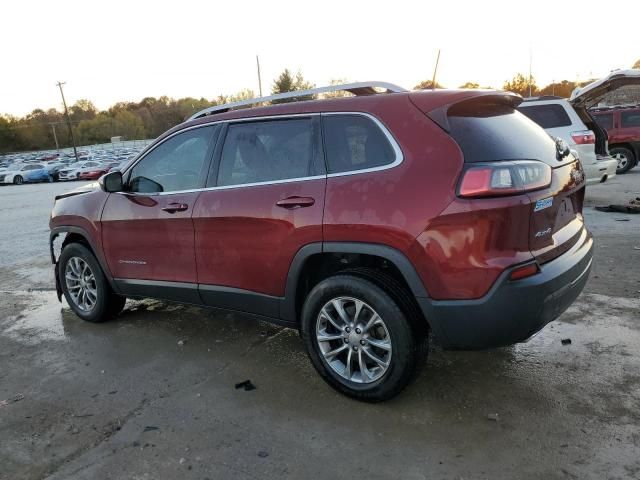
[316,297,392,384]
[64,257,98,312]
[614,153,629,170]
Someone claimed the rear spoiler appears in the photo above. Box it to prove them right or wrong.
[410,91,522,132]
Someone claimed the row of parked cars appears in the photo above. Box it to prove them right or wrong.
[0,147,142,185]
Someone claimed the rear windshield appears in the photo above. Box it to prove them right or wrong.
[447,103,558,163]
[517,104,572,128]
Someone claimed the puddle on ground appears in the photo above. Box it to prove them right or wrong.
[1,291,68,343]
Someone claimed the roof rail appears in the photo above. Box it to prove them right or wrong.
[188,81,407,120]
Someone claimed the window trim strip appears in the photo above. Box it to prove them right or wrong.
[119,111,404,196]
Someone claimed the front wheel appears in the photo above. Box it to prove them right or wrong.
[611,147,635,174]
[13,175,23,185]
[58,242,126,322]
[301,274,423,402]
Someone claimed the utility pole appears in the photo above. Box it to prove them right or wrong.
[51,123,59,151]
[56,81,79,161]
[256,55,263,97]
[528,48,533,97]
[431,49,441,90]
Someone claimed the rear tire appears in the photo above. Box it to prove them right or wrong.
[611,147,635,174]
[301,274,423,402]
[13,175,23,185]
[58,242,125,323]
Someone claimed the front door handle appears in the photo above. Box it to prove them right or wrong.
[276,196,315,209]
[161,203,189,213]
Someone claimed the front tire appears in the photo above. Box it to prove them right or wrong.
[611,147,635,174]
[13,175,23,185]
[58,243,125,322]
[301,274,423,402]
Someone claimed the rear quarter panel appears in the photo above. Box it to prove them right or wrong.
[322,96,464,294]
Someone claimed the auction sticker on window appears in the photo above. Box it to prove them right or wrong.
[534,197,553,212]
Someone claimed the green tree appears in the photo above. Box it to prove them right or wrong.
[459,81,480,89]
[414,80,445,90]
[70,99,97,121]
[271,69,316,103]
[503,73,538,97]
[538,80,578,98]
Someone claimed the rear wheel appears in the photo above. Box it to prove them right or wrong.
[611,147,635,174]
[59,242,125,322]
[13,175,23,185]
[301,274,423,402]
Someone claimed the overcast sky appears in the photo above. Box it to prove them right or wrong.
[1,0,638,116]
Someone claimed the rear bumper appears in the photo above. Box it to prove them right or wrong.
[419,228,593,350]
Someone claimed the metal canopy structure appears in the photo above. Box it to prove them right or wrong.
[188,81,407,120]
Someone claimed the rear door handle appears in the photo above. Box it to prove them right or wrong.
[276,196,315,209]
[161,203,189,213]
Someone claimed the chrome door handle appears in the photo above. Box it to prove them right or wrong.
[276,196,315,209]
[161,203,188,213]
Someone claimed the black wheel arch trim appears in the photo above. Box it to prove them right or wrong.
[281,242,430,323]
[50,226,118,293]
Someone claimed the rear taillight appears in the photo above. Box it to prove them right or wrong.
[458,161,552,198]
[570,130,595,145]
[509,262,540,281]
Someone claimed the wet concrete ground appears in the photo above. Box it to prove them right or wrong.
[1,172,639,479]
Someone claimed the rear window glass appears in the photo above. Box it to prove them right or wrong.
[517,104,572,128]
[323,115,396,174]
[621,111,640,128]
[593,113,613,130]
[447,103,557,163]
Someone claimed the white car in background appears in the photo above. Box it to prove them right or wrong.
[57,161,104,181]
[517,70,640,185]
[517,97,617,185]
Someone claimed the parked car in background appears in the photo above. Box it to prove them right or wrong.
[58,161,104,181]
[45,162,70,182]
[0,163,51,185]
[51,82,594,401]
[517,97,617,185]
[590,104,640,174]
[78,165,110,180]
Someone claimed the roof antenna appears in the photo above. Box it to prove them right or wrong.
[431,49,441,90]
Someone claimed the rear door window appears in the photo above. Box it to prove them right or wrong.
[216,118,319,187]
[322,114,397,174]
[517,104,572,128]
[621,111,640,127]
[593,113,613,130]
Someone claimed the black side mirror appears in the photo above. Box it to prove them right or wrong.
[99,171,123,192]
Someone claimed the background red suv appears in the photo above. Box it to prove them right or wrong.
[50,84,593,401]
[591,104,640,173]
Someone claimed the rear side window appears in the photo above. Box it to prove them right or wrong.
[217,118,317,187]
[517,104,572,128]
[621,111,640,128]
[448,102,557,163]
[593,113,613,130]
[322,115,396,174]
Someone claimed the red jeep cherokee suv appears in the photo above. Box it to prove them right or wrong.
[50,82,593,401]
